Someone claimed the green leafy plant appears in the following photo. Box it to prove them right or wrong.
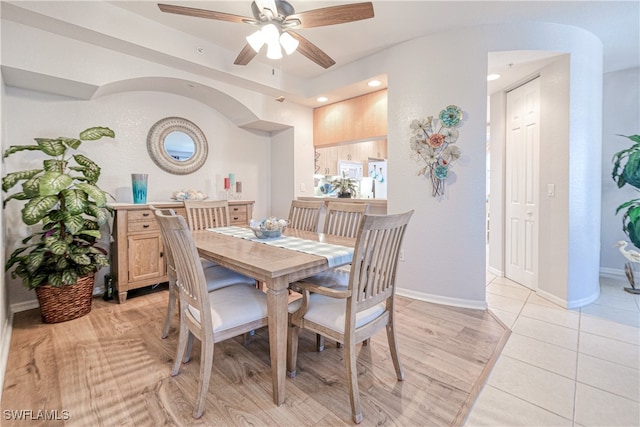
[3,127,115,289]
[612,134,640,249]
[331,172,358,198]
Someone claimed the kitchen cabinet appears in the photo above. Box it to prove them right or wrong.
[315,140,387,177]
[109,200,254,303]
[313,89,387,147]
[315,145,339,175]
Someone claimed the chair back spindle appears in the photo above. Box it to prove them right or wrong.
[288,200,323,232]
[184,200,231,231]
[323,202,369,238]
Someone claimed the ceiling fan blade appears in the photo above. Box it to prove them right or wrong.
[284,2,374,29]
[234,44,259,66]
[158,3,254,24]
[287,31,336,69]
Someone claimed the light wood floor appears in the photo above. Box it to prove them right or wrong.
[1,284,509,426]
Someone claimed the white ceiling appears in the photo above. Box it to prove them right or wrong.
[3,1,639,108]
[111,0,639,79]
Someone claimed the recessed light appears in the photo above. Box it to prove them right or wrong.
[368,80,381,87]
[317,96,328,102]
[487,73,501,81]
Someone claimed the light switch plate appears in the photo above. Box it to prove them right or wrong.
[547,183,555,197]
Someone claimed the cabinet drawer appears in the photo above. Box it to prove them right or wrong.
[128,221,159,233]
[230,205,247,215]
[229,213,248,224]
[129,210,155,222]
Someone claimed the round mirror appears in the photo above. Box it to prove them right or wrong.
[164,131,195,161]
[147,117,208,174]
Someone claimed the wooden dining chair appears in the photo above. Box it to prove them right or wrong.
[151,206,255,339]
[155,210,269,419]
[288,200,323,232]
[287,210,414,424]
[305,201,369,351]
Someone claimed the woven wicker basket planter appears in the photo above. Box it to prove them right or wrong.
[35,275,95,324]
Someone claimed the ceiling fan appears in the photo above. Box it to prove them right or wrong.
[157,1,374,69]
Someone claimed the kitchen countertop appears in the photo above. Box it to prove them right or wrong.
[297,196,387,214]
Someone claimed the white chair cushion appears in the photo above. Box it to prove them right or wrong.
[288,293,386,334]
[204,265,255,291]
[200,258,219,269]
[188,284,268,333]
[300,269,350,289]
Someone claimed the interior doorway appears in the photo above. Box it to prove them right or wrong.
[487,51,564,289]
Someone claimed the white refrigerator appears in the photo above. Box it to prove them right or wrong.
[368,160,387,198]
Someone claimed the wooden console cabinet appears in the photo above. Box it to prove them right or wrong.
[109,200,254,303]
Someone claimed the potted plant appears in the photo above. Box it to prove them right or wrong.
[612,134,640,246]
[3,127,115,323]
[612,134,640,293]
[331,172,358,198]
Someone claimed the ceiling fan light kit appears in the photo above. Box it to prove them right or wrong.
[280,32,299,55]
[157,1,374,69]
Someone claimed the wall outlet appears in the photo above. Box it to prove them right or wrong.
[300,183,306,192]
[399,249,405,261]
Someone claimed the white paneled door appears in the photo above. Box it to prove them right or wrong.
[505,78,540,289]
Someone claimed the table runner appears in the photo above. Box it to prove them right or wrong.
[206,226,353,268]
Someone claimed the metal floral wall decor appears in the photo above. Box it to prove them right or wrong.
[409,105,463,197]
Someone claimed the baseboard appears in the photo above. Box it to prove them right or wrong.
[0,311,14,405]
[487,266,503,277]
[600,266,625,280]
[397,287,488,310]
[10,299,39,313]
[535,287,600,310]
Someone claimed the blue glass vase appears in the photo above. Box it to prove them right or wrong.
[131,173,148,204]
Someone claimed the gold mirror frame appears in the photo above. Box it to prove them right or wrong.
[147,117,208,175]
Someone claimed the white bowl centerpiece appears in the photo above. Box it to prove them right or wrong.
[171,189,207,201]
[249,216,289,239]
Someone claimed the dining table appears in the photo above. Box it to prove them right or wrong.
[192,226,355,406]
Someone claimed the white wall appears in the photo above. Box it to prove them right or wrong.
[600,67,640,272]
[536,56,572,302]
[317,22,603,308]
[386,31,488,308]
[2,87,272,306]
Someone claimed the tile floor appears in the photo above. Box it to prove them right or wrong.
[466,274,640,427]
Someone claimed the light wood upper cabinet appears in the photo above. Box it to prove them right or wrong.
[315,139,387,176]
[313,89,387,147]
[315,145,339,175]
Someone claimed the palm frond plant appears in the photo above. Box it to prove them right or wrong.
[331,172,358,198]
[3,126,115,322]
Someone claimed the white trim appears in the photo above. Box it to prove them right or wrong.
[600,267,625,280]
[10,299,39,313]
[0,311,14,405]
[397,287,488,310]
[487,266,503,277]
[535,287,600,310]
